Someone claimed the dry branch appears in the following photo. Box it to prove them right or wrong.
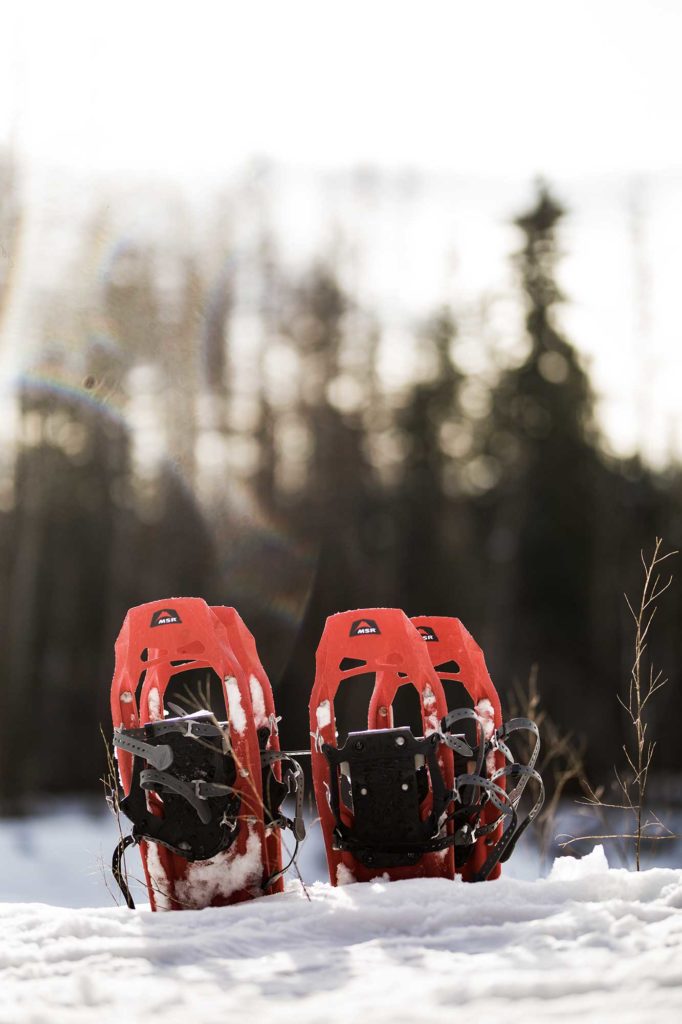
[562,538,679,867]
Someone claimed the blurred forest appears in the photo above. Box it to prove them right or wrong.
[1,146,681,812]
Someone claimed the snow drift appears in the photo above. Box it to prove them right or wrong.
[2,847,682,1024]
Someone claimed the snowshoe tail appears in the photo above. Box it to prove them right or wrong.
[109,598,303,910]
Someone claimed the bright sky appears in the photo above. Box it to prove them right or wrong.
[2,0,682,461]
[3,0,682,178]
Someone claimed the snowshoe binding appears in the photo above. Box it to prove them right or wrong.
[109,598,304,911]
[413,615,544,881]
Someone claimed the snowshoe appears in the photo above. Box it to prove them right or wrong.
[309,608,456,885]
[109,598,304,911]
[309,609,544,886]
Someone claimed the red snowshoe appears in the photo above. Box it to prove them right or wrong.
[309,608,455,885]
[110,598,304,911]
[310,608,544,886]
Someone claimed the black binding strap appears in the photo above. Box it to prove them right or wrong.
[470,764,545,881]
[112,834,137,909]
[260,748,306,843]
[465,716,544,880]
[110,710,306,907]
[112,711,242,867]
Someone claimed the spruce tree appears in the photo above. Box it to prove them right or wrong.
[486,183,601,719]
[396,307,470,616]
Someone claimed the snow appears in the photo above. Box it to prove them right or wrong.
[0,800,327,909]
[2,805,682,1022]
[315,699,331,729]
[224,676,247,734]
[248,674,267,728]
[549,842,610,880]
[474,698,495,739]
[146,686,162,721]
[0,801,118,908]
[2,854,682,1023]
[174,827,264,907]
[336,862,357,886]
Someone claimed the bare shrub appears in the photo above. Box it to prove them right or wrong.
[559,538,679,867]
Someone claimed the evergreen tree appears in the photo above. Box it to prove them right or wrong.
[484,183,605,739]
[0,359,131,806]
[277,264,380,746]
[395,307,473,617]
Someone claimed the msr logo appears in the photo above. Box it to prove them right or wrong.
[417,625,438,642]
[349,618,381,637]
[150,608,182,627]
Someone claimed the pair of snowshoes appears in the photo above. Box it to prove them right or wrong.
[109,600,543,910]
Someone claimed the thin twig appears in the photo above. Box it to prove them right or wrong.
[567,538,677,868]
[100,726,130,906]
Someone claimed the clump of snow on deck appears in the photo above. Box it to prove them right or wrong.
[225,676,247,734]
[174,826,264,907]
[316,700,331,729]
[474,698,495,738]
[147,686,162,721]
[249,674,268,729]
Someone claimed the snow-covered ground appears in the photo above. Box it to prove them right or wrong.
[0,798,332,908]
[2,805,682,1023]
[0,797,544,908]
